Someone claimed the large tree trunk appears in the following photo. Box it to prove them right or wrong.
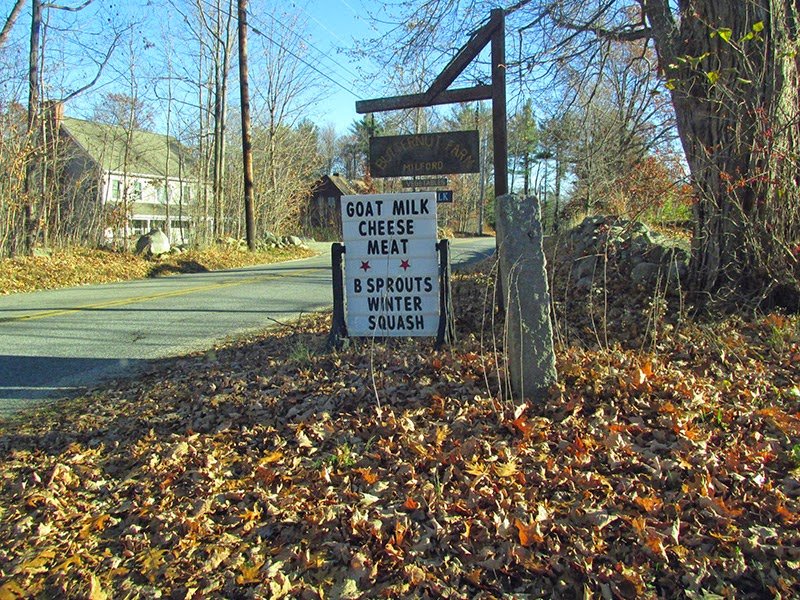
[645,0,800,309]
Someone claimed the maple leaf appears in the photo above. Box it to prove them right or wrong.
[776,503,798,524]
[403,496,420,511]
[514,518,544,547]
[79,513,112,539]
[239,505,262,523]
[493,458,520,478]
[644,535,668,561]
[464,456,489,478]
[20,549,56,575]
[464,568,483,586]
[434,425,450,447]
[634,496,663,513]
[236,560,265,585]
[356,468,379,485]
[53,554,83,574]
[260,450,284,464]
[139,548,168,582]
[509,414,534,438]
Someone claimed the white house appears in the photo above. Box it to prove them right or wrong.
[55,106,203,246]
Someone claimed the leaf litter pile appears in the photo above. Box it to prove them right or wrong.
[0,245,312,295]
[1,228,799,599]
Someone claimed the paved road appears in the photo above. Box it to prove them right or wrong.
[0,237,495,415]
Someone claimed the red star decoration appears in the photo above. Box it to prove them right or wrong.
[360,260,371,272]
[400,259,411,271]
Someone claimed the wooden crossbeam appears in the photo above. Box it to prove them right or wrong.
[356,85,492,114]
[422,11,503,105]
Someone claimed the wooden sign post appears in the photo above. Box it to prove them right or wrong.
[356,8,507,196]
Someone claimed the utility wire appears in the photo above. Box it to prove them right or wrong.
[192,0,363,98]
[246,20,361,99]
[249,8,363,83]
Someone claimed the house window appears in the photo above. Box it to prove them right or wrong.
[328,196,336,207]
[111,180,121,201]
[131,219,148,235]
[132,181,142,201]
[182,184,192,202]
[159,185,169,203]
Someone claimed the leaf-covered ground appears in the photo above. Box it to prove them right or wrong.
[0,245,313,295]
[0,231,798,599]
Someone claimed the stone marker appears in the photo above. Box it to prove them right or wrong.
[495,194,557,402]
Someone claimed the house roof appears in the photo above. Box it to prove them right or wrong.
[60,117,193,179]
[327,174,358,195]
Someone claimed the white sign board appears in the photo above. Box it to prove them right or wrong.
[341,192,439,337]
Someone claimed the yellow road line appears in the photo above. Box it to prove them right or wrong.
[0,268,321,324]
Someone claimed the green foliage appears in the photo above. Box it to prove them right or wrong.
[791,444,800,468]
[288,338,315,365]
[642,196,693,227]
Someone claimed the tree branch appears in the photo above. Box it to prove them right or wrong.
[504,0,533,16]
[0,0,26,49]
[42,0,93,11]
[550,0,652,43]
[60,31,121,102]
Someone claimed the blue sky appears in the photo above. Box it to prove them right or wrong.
[0,0,390,135]
[0,0,503,137]
[292,0,385,133]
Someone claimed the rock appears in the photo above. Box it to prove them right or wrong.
[263,232,280,245]
[631,262,662,287]
[495,194,557,403]
[573,255,598,281]
[135,229,170,256]
[287,235,303,247]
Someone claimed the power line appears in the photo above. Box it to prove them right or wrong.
[250,8,364,84]
[192,0,364,99]
[246,20,361,100]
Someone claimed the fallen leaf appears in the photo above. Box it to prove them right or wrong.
[514,518,543,547]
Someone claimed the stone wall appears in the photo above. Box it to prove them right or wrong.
[567,216,690,293]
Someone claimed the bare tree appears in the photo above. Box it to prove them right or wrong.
[366,0,800,309]
[18,0,122,254]
[0,0,26,49]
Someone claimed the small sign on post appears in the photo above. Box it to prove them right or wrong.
[436,191,454,203]
[401,177,448,189]
[341,192,440,337]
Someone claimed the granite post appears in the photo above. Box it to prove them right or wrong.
[495,194,557,402]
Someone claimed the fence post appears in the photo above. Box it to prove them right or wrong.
[436,239,454,347]
[327,242,348,350]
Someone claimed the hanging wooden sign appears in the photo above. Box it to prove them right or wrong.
[369,131,480,178]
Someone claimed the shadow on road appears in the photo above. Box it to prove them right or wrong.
[148,260,210,277]
[0,354,150,414]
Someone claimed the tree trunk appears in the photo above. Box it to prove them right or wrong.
[645,0,800,308]
[238,0,255,251]
[22,0,41,255]
[0,0,26,49]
